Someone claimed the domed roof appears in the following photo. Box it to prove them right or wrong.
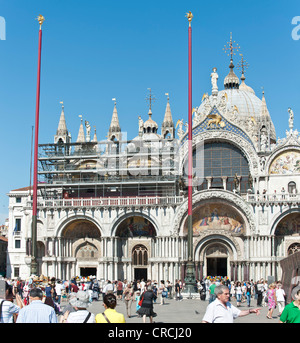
[220,88,262,118]
[144,110,158,129]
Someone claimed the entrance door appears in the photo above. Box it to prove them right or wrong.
[207,258,227,277]
[80,267,97,277]
[134,268,147,281]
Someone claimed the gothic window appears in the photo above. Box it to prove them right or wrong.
[132,245,148,266]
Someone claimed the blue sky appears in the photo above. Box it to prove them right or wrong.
[0,0,299,223]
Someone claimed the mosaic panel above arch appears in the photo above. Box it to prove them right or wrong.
[116,216,156,238]
[62,219,101,239]
[269,150,300,175]
[183,202,246,236]
[275,213,300,236]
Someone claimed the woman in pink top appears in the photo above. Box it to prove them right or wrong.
[266,283,277,319]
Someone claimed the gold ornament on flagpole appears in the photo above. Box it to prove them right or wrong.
[36,14,45,29]
[186,11,193,26]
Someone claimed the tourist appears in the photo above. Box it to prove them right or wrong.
[123,283,134,318]
[117,279,124,300]
[246,281,252,307]
[137,284,157,323]
[135,290,141,314]
[235,281,242,307]
[16,287,57,323]
[159,280,166,305]
[256,280,263,306]
[209,280,216,304]
[175,279,181,301]
[202,285,261,323]
[280,288,300,323]
[95,293,125,323]
[275,283,286,316]
[60,290,95,323]
[266,283,277,319]
[55,280,64,304]
[0,282,23,323]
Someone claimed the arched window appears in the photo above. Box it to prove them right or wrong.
[195,142,250,193]
[132,245,148,266]
[288,243,300,255]
[288,181,297,194]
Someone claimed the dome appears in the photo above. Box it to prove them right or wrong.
[144,111,158,129]
[239,79,255,95]
[220,88,262,118]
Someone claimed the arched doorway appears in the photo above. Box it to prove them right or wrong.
[115,215,156,280]
[205,243,228,277]
[132,244,148,280]
[61,219,101,278]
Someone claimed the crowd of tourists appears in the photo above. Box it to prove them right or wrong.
[0,274,299,323]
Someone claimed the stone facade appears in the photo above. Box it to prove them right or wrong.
[6,63,300,284]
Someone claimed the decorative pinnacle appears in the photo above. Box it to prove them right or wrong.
[36,14,45,29]
[186,11,193,26]
[146,88,156,115]
[237,53,249,80]
[223,32,240,62]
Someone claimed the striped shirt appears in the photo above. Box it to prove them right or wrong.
[0,299,20,323]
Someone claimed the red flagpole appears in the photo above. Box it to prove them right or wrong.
[187,12,193,262]
[31,15,44,275]
[184,11,195,294]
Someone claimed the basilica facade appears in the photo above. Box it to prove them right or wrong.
[6,54,300,284]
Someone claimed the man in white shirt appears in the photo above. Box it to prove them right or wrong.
[55,281,64,304]
[275,283,286,315]
[202,285,261,323]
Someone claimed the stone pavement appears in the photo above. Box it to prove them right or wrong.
[60,294,282,323]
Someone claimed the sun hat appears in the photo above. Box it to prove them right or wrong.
[69,290,90,308]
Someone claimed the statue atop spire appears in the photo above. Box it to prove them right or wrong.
[211,67,219,96]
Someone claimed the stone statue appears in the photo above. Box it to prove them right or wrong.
[260,130,268,150]
[233,173,239,190]
[138,116,144,135]
[248,173,253,190]
[288,107,294,130]
[176,119,185,139]
[85,120,91,135]
[211,67,218,95]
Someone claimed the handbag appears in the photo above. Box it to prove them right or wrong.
[138,293,144,307]
[162,290,168,297]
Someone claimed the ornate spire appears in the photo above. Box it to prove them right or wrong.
[92,126,98,142]
[261,90,270,119]
[162,93,174,138]
[108,98,121,140]
[223,33,240,89]
[76,115,86,143]
[56,101,67,136]
[54,101,70,144]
